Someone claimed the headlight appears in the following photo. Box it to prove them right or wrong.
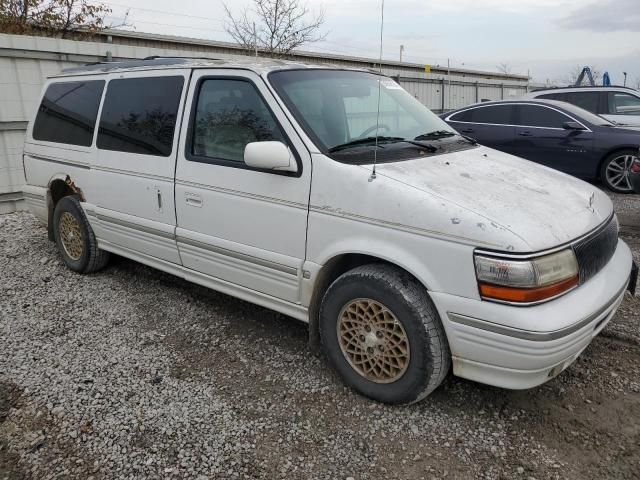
[474,249,579,304]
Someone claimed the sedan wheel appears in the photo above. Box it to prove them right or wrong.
[603,153,635,193]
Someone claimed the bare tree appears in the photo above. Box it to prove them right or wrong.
[496,63,512,75]
[223,0,326,57]
[0,0,110,38]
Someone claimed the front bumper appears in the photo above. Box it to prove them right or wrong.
[431,239,634,390]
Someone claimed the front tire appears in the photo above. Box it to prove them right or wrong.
[601,150,636,193]
[53,195,110,273]
[319,264,451,404]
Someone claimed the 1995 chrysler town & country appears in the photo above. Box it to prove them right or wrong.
[22,58,638,404]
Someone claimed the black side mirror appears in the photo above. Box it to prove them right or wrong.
[563,121,587,131]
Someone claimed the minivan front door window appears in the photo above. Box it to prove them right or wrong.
[190,79,286,164]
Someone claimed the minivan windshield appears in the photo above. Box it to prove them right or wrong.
[269,69,462,158]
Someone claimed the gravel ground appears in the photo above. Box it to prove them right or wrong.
[1,193,639,480]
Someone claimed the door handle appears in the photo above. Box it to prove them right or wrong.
[460,128,474,133]
[185,192,203,207]
[518,131,533,137]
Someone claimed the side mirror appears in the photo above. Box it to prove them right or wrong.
[244,141,297,173]
[563,121,587,131]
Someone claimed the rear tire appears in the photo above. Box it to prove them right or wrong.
[600,150,636,193]
[319,264,451,404]
[53,195,110,273]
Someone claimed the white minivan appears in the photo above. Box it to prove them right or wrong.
[23,58,637,404]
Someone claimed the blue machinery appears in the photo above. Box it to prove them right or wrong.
[574,66,612,86]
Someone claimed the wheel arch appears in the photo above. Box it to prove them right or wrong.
[46,174,85,241]
[307,252,432,353]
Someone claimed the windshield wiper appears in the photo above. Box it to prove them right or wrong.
[328,136,439,153]
[328,136,404,153]
[414,130,457,140]
[460,134,478,145]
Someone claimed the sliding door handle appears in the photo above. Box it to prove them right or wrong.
[185,192,203,207]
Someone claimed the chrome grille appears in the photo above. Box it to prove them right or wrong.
[573,216,619,284]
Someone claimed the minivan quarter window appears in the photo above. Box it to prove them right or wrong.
[97,76,184,157]
[32,80,105,147]
[189,78,286,165]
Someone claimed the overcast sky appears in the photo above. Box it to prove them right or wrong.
[104,0,640,86]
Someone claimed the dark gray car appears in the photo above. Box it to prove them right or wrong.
[442,99,640,193]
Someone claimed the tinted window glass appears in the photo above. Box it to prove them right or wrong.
[97,76,184,157]
[608,92,640,115]
[449,109,475,122]
[32,80,104,146]
[565,92,599,113]
[538,92,567,102]
[470,105,514,125]
[191,79,285,163]
[517,105,570,128]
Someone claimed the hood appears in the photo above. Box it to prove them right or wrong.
[374,146,613,252]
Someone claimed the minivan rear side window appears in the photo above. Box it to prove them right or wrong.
[97,76,184,157]
[32,80,105,147]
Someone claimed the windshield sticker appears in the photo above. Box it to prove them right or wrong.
[381,78,402,90]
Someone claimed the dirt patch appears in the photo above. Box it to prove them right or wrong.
[0,380,27,480]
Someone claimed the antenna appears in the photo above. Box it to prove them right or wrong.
[369,0,385,182]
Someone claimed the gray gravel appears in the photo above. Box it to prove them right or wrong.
[1,201,639,479]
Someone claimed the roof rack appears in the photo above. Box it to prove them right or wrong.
[61,56,223,74]
[531,85,637,92]
[141,55,220,61]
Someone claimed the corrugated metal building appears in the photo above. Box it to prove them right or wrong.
[0,30,529,213]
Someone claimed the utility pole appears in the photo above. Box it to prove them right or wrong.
[447,58,451,111]
[253,22,258,58]
[399,45,404,62]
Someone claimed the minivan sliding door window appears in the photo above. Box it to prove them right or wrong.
[32,80,105,147]
[97,76,184,157]
[188,79,286,165]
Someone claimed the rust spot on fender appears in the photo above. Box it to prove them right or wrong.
[64,175,85,202]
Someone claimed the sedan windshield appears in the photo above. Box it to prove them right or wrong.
[269,69,460,155]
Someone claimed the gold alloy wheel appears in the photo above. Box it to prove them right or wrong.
[337,298,410,384]
[59,212,83,261]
